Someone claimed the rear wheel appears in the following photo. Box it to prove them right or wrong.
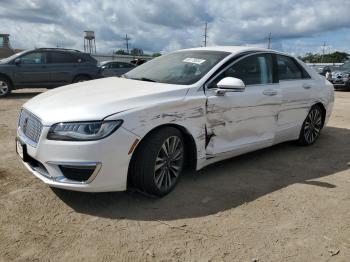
[73,75,90,83]
[0,77,12,97]
[130,127,185,197]
[298,105,323,146]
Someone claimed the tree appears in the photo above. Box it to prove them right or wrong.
[114,49,128,55]
[152,52,162,57]
[130,48,144,56]
[300,51,349,63]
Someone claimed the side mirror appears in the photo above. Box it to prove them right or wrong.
[14,58,21,65]
[215,77,245,96]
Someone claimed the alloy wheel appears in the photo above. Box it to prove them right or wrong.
[0,81,9,96]
[154,136,184,191]
[304,107,323,144]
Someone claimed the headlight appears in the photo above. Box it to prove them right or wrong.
[47,120,123,141]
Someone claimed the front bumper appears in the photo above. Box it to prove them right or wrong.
[329,78,350,88]
[17,126,140,192]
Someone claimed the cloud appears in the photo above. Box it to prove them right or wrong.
[0,0,349,55]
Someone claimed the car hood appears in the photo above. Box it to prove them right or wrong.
[23,77,190,125]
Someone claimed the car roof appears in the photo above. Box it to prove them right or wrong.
[101,61,133,64]
[35,48,82,53]
[180,45,287,56]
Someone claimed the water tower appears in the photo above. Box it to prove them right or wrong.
[0,34,15,59]
[84,31,96,54]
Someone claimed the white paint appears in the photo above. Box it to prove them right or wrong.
[17,46,334,192]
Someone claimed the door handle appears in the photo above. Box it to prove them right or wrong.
[302,83,312,89]
[263,89,278,96]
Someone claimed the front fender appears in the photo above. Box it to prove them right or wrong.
[105,94,207,162]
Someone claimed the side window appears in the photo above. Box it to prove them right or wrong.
[125,63,135,68]
[20,52,46,64]
[209,54,273,88]
[120,62,134,68]
[50,52,80,63]
[277,55,306,80]
[110,62,121,69]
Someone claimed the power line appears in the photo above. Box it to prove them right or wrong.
[125,34,131,54]
[267,32,272,49]
[203,22,208,47]
[321,41,327,63]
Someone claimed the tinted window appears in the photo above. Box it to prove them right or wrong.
[124,51,230,85]
[277,55,305,80]
[209,54,273,88]
[120,62,134,68]
[20,52,46,64]
[109,62,121,69]
[50,52,81,63]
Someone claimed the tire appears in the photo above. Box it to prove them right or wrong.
[130,127,185,197]
[0,77,12,97]
[297,105,324,146]
[72,75,90,83]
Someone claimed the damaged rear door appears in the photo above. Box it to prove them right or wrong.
[205,53,281,156]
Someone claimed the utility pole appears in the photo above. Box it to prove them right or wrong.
[267,32,272,49]
[203,22,208,47]
[321,41,326,63]
[125,34,131,54]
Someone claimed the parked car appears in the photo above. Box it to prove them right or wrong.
[0,48,102,97]
[327,61,350,89]
[130,58,147,66]
[100,61,135,77]
[16,46,334,197]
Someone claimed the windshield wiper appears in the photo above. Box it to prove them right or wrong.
[129,77,158,83]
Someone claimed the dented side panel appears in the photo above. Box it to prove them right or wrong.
[205,85,282,155]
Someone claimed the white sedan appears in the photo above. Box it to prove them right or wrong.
[16,46,334,196]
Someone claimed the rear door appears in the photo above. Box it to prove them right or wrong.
[275,54,314,141]
[48,51,81,85]
[13,51,50,86]
[205,53,282,156]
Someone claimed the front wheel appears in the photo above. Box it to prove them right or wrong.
[130,127,185,197]
[298,105,323,146]
[0,77,12,97]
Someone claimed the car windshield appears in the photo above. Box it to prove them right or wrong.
[0,51,27,63]
[124,50,230,85]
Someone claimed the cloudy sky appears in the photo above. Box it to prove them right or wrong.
[1,0,350,56]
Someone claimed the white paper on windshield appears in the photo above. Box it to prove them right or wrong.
[183,58,206,65]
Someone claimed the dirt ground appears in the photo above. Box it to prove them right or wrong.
[0,89,349,262]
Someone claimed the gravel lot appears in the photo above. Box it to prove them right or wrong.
[0,89,349,262]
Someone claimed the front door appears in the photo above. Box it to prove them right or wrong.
[205,53,281,156]
[14,51,50,86]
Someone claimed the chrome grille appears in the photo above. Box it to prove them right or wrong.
[18,109,43,145]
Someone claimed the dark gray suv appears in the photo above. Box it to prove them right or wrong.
[0,48,102,97]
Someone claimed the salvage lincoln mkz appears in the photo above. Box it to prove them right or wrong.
[16,46,334,196]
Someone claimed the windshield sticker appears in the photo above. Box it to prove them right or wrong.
[183,58,206,65]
